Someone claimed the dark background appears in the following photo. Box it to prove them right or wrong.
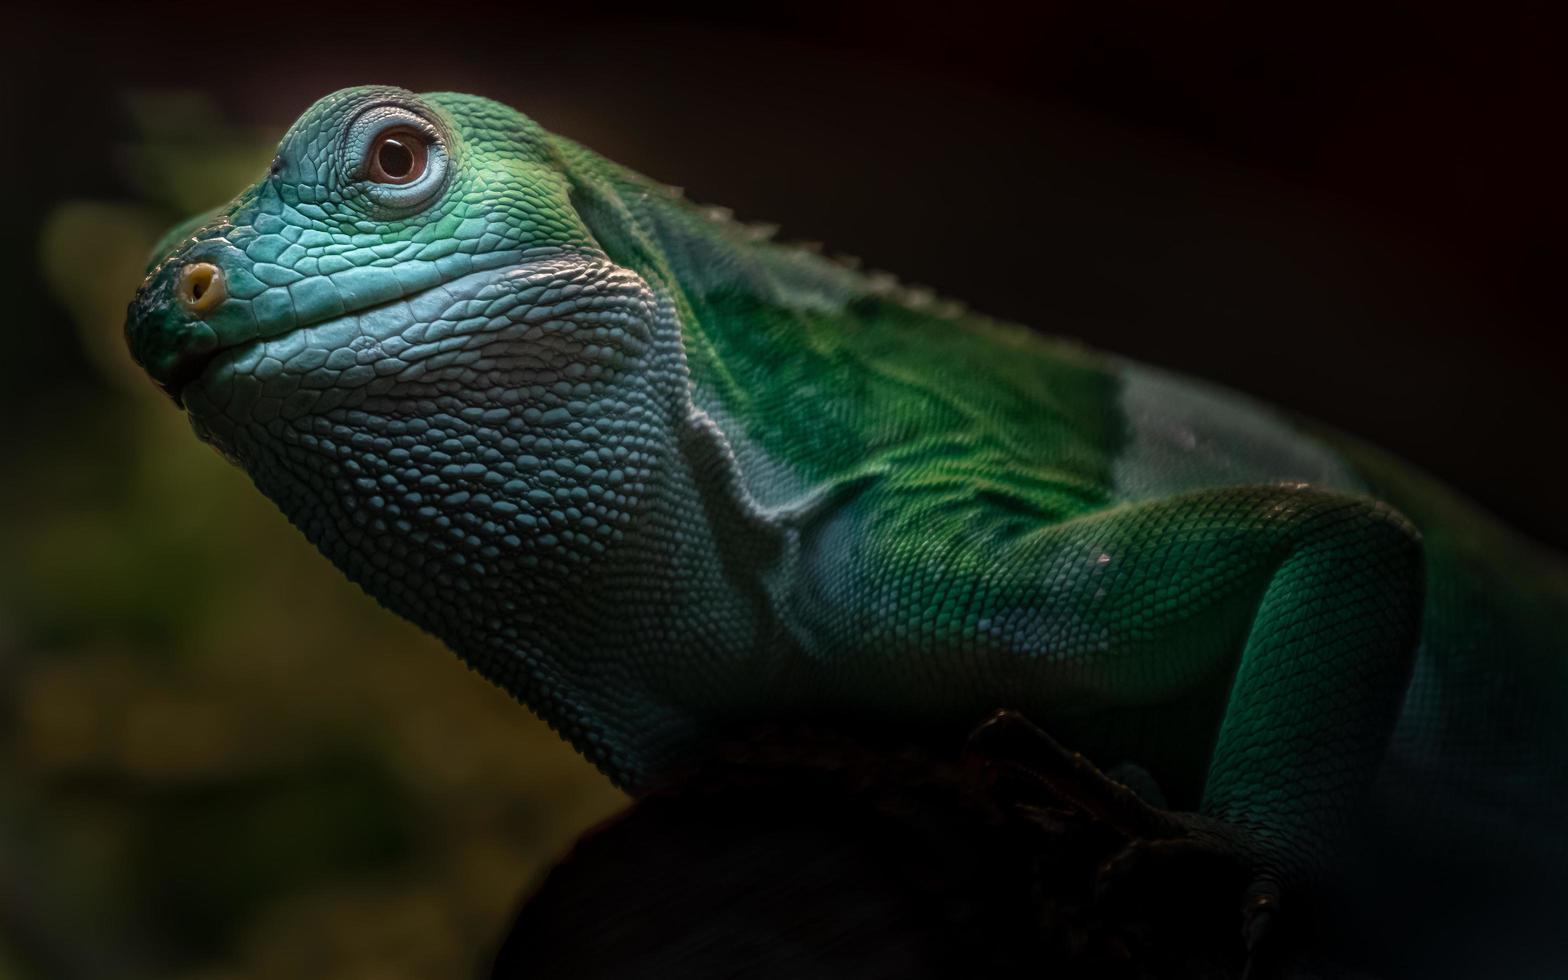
[1,4,1563,978]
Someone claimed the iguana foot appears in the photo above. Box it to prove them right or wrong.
[967,709,1284,978]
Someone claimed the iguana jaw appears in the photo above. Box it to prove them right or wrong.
[125,243,555,409]
[144,272,479,412]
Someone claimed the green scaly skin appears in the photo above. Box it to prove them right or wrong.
[126,86,1567,959]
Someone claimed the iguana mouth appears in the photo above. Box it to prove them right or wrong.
[131,259,547,410]
[161,344,227,408]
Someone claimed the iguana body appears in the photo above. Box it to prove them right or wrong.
[126,86,1567,970]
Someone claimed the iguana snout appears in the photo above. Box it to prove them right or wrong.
[125,244,237,404]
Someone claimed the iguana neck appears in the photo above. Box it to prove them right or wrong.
[553,136,888,501]
[528,281,798,787]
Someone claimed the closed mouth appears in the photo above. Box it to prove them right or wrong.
[164,345,228,407]
[163,257,556,410]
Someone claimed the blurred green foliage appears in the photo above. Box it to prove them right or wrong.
[5,92,624,980]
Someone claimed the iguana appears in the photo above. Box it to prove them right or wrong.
[124,86,1567,973]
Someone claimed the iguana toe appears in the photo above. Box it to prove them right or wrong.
[968,708,1290,976]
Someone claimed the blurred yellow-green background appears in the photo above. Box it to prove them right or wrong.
[10,92,627,979]
[3,4,1564,978]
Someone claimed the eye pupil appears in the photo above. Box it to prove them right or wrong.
[367,128,429,185]
[378,138,414,178]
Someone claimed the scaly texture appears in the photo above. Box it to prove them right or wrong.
[126,86,1568,965]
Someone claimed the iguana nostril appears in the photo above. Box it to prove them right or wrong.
[176,262,226,317]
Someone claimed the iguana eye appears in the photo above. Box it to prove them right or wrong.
[344,104,449,212]
[368,127,428,184]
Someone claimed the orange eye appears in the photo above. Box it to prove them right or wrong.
[367,128,428,184]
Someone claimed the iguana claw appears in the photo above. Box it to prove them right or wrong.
[1239,882,1281,980]
[967,708,1284,976]
[966,708,1187,840]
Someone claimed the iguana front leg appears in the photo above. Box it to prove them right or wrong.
[789,482,1424,895]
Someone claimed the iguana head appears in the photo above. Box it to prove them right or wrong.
[125,85,705,782]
